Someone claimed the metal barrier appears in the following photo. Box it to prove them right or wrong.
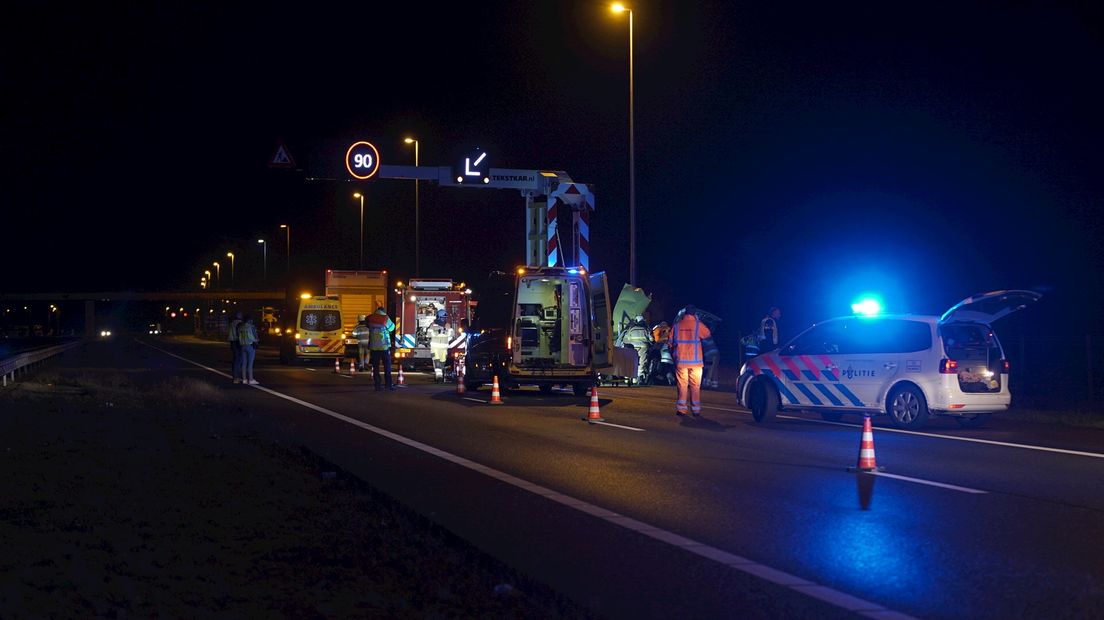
[0,340,82,387]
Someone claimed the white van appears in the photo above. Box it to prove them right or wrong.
[736,290,1041,429]
[506,266,612,396]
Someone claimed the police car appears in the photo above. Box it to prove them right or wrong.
[736,290,1041,429]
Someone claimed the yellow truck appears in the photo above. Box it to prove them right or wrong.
[324,269,389,359]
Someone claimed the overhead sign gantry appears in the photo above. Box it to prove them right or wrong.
[346,140,596,271]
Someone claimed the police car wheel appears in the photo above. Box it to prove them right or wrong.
[820,411,843,422]
[749,379,778,423]
[887,385,929,429]
[955,413,989,428]
[573,383,591,397]
[539,384,553,394]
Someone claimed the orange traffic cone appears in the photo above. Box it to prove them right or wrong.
[848,415,883,472]
[397,366,405,386]
[349,360,356,375]
[334,358,341,373]
[456,376,466,395]
[585,385,604,423]
[488,375,503,405]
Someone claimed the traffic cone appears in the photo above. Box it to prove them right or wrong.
[456,375,466,395]
[349,360,356,375]
[585,385,604,423]
[488,375,503,405]
[334,358,341,373]
[848,415,883,472]
[397,366,405,386]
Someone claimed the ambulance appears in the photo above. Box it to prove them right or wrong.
[502,266,612,396]
[279,295,345,364]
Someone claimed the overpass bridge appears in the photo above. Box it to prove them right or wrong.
[0,291,287,337]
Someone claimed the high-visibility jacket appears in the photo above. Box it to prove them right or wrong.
[352,322,371,345]
[228,318,242,343]
[669,314,712,368]
[620,324,652,352]
[429,325,452,363]
[760,316,778,347]
[367,311,395,351]
[238,321,258,346]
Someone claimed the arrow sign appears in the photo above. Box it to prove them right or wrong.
[465,151,487,176]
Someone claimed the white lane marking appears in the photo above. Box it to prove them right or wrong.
[588,420,646,432]
[868,471,988,494]
[612,392,1104,460]
[306,368,316,372]
[337,374,352,380]
[462,397,486,404]
[140,341,914,620]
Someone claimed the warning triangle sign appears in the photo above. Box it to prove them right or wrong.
[269,142,296,169]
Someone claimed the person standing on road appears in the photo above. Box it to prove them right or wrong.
[429,321,454,383]
[352,315,372,372]
[367,306,396,391]
[668,305,712,417]
[228,311,244,384]
[237,314,259,385]
[759,307,782,352]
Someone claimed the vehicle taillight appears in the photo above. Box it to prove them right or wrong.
[940,358,958,374]
[1001,359,1010,373]
[506,335,512,352]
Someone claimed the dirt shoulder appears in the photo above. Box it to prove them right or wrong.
[0,367,591,619]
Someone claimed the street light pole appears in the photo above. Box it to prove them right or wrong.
[353,192,364,270]
[404,137,420,276]
[257,239,267,282]
[612,3,636,285]
[226,252,235,288]
[212,262,220,288]
[280,224,290,274]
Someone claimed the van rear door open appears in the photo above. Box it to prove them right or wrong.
[589,271,612,369]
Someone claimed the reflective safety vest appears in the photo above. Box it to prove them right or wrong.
[669,314,712,368]
[760,316,778,346]
[367,312,395,351]
[620,325,651,352]
[352,323,371,344]
[429,326,452,363]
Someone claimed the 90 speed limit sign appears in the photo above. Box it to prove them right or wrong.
[345,141,381,180]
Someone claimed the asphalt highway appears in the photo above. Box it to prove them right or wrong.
[66,336,1104,618]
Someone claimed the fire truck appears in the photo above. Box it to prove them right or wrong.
[393,279,475,370]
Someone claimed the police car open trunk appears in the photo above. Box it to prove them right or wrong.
[508,267,611,392]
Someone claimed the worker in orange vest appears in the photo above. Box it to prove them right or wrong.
[668,305,712,417]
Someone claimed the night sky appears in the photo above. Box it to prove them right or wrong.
[5,1,1102,344]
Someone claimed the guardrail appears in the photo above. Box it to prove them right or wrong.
[0,340,83,387]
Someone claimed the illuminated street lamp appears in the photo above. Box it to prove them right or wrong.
[280,224,291,273]
[404,137,420,276]
[611,3,636,285]
[204,269,211,284]
[212,261,220,288]
[352,192,365,270]
[226,252,235,287]
[257,239,267,282]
